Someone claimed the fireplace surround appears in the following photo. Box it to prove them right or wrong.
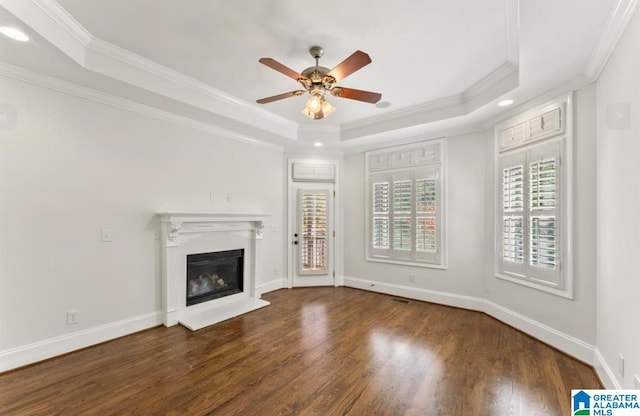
[157,212,271,331]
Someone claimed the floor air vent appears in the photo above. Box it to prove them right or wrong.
[391,298,410,304]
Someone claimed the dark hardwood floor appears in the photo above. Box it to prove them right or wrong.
[0,287,601,415]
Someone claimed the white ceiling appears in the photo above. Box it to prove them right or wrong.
[0,0,621,149]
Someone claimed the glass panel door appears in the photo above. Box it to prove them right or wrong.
[298,189,328,274]
[293,183,334,286]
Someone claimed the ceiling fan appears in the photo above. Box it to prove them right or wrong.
[256,46,382,120]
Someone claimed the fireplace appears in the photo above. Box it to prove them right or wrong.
[187,249,243,306]
[157,212,271,331]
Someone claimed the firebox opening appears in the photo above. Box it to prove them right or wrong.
[186,249,244,307]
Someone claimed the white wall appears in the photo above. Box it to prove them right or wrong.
[595,7,640,389]
[343,132,487,304]
[0,77,285,360]
[483,86,598,348]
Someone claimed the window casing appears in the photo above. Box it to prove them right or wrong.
[366,140,446,268]
[495,97,572,298]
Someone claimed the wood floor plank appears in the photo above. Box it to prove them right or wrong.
[0,287,601,415]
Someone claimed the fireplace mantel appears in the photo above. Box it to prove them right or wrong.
[157,211,272,330]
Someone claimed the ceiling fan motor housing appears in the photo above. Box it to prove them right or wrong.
[301,66,330,83]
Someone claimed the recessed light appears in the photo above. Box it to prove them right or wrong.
[498,99,514,107]
[313,142,323,147]
[0,27,30,42]
[376,101,391,109]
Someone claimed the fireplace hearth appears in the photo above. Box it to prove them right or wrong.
[187,249,243,306]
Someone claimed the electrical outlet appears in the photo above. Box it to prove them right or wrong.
[209,192,215,201]
[634,375,639,389]
[226,193,233,202]
[409,273,416,283]
[152,230,160,240]
[618,354,625,377]
[273,268,279,276]
[66,310,79,325]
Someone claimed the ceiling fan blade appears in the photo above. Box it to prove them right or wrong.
[326,51,372,82]
[256,90,306,104]
[258,58,307,81]
[330,87,381,103]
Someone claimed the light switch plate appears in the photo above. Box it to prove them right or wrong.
[66,310,79,325]
[618,354,625,377]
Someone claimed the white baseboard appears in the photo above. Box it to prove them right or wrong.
[593,348,621,389]
[483,300,595,365]
[343,276,597,368]
[343,276,484,311]
[2,279,608,383]
[0,311,162,373]
[1,279,287,373]
[256,278,287,296]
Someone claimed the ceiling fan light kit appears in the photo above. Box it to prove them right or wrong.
[302,94,335,119]
[257,46,382,120]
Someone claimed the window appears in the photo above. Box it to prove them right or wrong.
[495,98,572,297]
[498,142,561,285]
[298,190,329,274]
[367,140,446,268]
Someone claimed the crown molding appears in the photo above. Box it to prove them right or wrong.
[297,123,341,143]
[0,0,88,64]
[2,0,525,145]
[85,36,298,137]
[0,62,284,152]
[341,123,485,155]
[584,0,640,80]
[1,0,299,141]
[32,0,91,46]
[480,74,592,129]
[341,61,518,140]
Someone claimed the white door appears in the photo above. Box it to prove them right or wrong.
[292,182,335,286]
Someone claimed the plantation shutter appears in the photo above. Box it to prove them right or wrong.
[298,190,329,275]
[527,143,561,286]
[366,140,445,267]
[498,142,561,286]
[499,153,526,277]
[415,167,440,263]
[494,101,570,297]
[391,171,413,261]
[370,172,391,258]
[372,179,390,251]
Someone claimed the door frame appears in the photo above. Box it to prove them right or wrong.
[287,158,342,288]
